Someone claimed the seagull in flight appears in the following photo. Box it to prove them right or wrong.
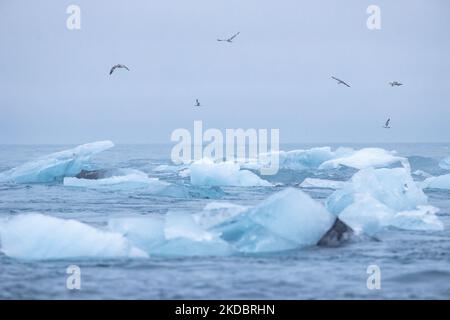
[383,118,391,129]
[217,32,240,43]
[389,81,403,87]
[195,99,201,107]
[331,76,351,88]
[109,64,130,75]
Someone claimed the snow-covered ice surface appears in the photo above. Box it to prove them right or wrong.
[0,143,449,299]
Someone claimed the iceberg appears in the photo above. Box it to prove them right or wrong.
[299,178,346,190]
[439,156,450,170]
[319,148,407,170]
[109,189,339,255]
[0,141,114,184]
[0,214,147,260]
[413,170,433,179]
[257,147,337,170]
[421,174,450,190]
[63,169,177,195]
[108,212,233,257]
[326,167,443,235]
[339,196,444,235]
[192,202,249,229]
[338,194,395,236]
[326,167,427,214]
[245,146,407,172]
[189,158,272,187]
[213,188,336,253]
[389,206,444,231]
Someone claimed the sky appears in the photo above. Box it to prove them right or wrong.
[0,0,449,144]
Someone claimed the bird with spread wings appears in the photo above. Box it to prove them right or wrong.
[331,76,351,87]
[217,32,240,43]
[109,64,130,75]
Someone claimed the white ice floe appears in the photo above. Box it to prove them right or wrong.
[64,169,171,192]
[338,194,395,236]
[299,178,346,190]
[327,167,427,214]
[108,212,233,257]
[0,214,147,260]
[389,206,444,231]
[189,158,271,187]
[192,202,249,229]
[326,167,442,235]
[339,196,444,235]
[257,147,338,170]
[439,156,450,170]
[422,174,450,190]
[413,170,433,179]
[246,146,407,172]
[0,141,114,184]
[318,148,407,170]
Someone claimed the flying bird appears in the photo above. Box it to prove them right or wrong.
[331,76,351,88]
[383,118,391,129]
[217,32,240,43]
[109,64,130,75]
[195,99,201,107]
[389,81,403,87]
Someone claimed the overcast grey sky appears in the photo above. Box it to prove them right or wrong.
[0,0,449,144]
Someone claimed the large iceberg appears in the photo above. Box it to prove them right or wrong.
[0,141,114,184]
[213,188,336,253]
[421,174,450,190]
[189,158,271,187]
[326,167,442,235]
[110,189,337,255]
[0,214,147,260]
